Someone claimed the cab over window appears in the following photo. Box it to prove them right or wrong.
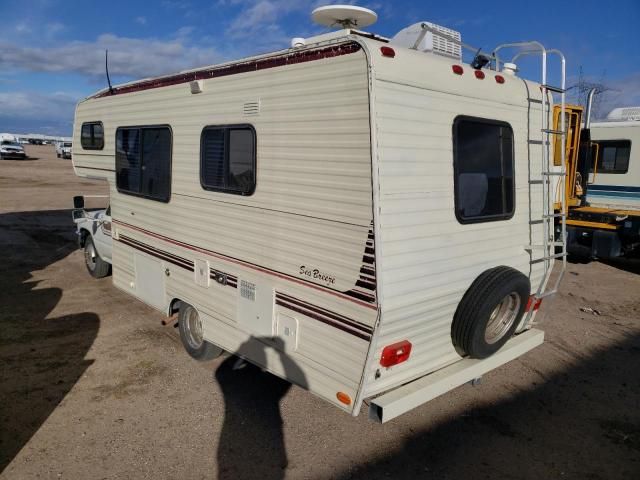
[116,126,171,202]
[453,116,515,223]
[81,122,104,150]
[201,125,256,195]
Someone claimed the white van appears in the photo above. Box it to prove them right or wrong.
[71,12,568,422]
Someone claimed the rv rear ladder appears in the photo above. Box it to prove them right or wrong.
[492,42,568,327]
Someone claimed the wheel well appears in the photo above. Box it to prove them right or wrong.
[79,228,90,247]
[168,298,182,316]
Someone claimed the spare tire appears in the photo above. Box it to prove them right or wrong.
[452,266,530,359]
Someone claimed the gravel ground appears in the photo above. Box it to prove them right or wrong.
[1,145,639,480]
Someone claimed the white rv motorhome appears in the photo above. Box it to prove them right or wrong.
[72,8,568,422]
[588,112,639,210]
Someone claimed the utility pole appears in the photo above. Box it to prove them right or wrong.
[567,66,612,119]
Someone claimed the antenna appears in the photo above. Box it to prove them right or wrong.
[311,5,377,29]
[105,49,114,95]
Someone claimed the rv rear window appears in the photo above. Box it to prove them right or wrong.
[116,126,172,202]
[453,116,515,223]
[81,122,104,150]
[593,140,631,174]
[200,125,256,195]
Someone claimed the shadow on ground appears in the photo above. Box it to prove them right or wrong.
[334,333,640,480]
[215,337,309,480]
[0,210,99,472]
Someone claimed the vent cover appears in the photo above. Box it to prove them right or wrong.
[240,280,256,301]
[390,22,462,59]
[243,100,260,116]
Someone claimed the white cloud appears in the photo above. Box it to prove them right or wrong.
[597,73,640,119]
[135,16,147,25]
[0,91,77,134]
[0,91,76,119]
[14,23,32,34]
[227,1,279,34]
[46,22,65,35]
[0,33,219,79]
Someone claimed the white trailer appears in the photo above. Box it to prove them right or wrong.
[71,10,567,422]
[588,115,640,210]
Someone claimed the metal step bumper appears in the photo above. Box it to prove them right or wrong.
[368,328,545,423]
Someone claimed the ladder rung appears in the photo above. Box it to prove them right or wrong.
[526,242,564,250]
[536,289,558,299]
[541,84,565,94]
[529,213,566,225]
[542,128,565,135]
[530,252,567,264]
[529,179,546,185]
[542,171,566,176]
[527,140,550,145]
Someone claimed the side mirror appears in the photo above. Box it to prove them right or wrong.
[72,209,87,221]
[73,195,84,209]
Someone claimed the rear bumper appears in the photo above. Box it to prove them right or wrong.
[369,329,544,423]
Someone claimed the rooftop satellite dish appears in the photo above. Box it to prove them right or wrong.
[311,5,378,29]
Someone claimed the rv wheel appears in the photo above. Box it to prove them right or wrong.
[178,303,223,361]
[452,266,530,359]
[84,237,110,278]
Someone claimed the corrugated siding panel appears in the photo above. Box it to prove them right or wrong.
[365,78,549,396]
[72,49,377,411]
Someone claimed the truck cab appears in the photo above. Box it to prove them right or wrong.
[72,197,112,277]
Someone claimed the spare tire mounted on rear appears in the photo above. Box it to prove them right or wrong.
[452,266,531,359]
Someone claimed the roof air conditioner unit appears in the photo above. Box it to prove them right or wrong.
[390,22,462,60]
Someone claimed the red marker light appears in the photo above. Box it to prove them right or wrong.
[525,296,542,312]
[474,70,485,79]
[380,340,412,367]
[452,65,464,75]
[380,46,396,58]
[495,75,505,84]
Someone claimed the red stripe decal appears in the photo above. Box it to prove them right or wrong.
[277,292,373,334]
[113,220,378,310]
[275,298,371,341]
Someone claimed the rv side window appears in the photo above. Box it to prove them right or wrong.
[81,122,104,150]
[116,126,172,202]
[200,125,256,195]
[593,140,631,174]
[453,117,514,223]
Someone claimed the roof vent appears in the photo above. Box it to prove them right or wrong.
[606,106,640,121]
[390,22,462,59]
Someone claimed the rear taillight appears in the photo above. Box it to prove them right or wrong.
[525,296,542,312]
[380,340,412,367]
[380,46,396,58]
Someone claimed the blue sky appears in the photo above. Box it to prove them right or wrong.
[1,0,639,135]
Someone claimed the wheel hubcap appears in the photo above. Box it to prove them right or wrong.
[85,243,97,271]
[184,307,204,349]
[485,292,521,344]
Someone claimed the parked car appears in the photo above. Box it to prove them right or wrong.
[56,141,73,159]
[0,140,27,160]
[72,196,112,278]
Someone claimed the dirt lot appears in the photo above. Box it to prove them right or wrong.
[1,145,639,479]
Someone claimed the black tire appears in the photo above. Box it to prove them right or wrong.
[57,153,60,158]
[452,266,530,359]
[84,236,111,278]
[178,302,223,361]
